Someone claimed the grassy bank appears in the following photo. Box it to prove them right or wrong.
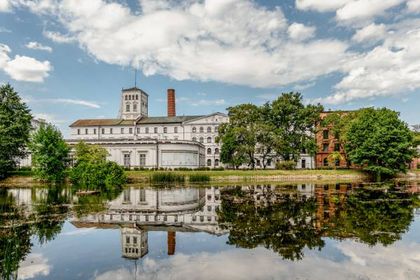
[126,169,369,183]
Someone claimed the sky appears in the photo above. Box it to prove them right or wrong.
[0,0,420,137]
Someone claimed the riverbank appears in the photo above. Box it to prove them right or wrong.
[1,169,419,187]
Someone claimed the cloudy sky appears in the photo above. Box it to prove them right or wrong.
[1,0,419,135]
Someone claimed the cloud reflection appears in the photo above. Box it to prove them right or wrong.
[17,253,50,280]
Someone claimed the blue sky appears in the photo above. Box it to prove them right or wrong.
[0,0,419,136]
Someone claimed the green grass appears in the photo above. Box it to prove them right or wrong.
[150,172,185,183]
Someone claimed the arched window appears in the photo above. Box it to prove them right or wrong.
[207,148,212,155]
[207,127,211,133]
[136,95,139,100]
[126,104,130,112]
[192,127,197,133]
[215,148,219,154]
[133,103,137,111]
[215,159,219,167]
[207,159,212,166]
[125,95,128,100]
[200,127,204,133]
[163,127,167,133]
[192,137,197,142]
[199,137,204,143]
[207,137,211,143]
[323,158,329,167]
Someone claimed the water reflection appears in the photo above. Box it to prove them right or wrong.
[1,182,420,279]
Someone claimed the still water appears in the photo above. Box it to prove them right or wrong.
[1,182,420,280]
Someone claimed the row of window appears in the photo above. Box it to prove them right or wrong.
[207,159,220,166]
[125,102,147,112]
[192,126,218,133]
[77,126,181,135]
[193,136,213,143]
[207,148,220,155]
[124,94,139,101]
[322,143,341,152]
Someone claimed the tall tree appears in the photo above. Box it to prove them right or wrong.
[0,84,32,179]
[29,123,69,182]
[345,108,415,181]
[267,92,323,161]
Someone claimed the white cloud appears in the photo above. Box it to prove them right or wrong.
[43,30,76,43]
[18,0,352,88]
[0,43,52,82]
[0,0,11,12]
[5,55,51,82]
[352,23,387,43]
[288,23,316,41]
[25,41,53,52]
[0,26,11,32]
[17,253,50,280]
[336,0,404,22]
[33,112,66,124]
[48,98,101,108]
[407,0,420,12]
[296,0,352,12]
[321,19,420,104]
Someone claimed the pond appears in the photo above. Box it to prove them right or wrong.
[1,181,420,280]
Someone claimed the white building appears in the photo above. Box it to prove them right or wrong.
[68,86,313,169]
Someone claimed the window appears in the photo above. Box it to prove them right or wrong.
[163,127,167,133]
[139,154,146,167]
[154,127,158,133]
[215,148,219,154]
[199,137,204,143]
[121,128,124,134]
[129,128,133,134]
[124,154,131,168]
[129,95,132,100]
[93,129,97,134]
[207,206,212,211]
[126,236,130,243]
[267,159,272,166]
[323,130,329,140]
[192,127,197,133]
[207,127,211,133]
[145,127,149,133]
[301,158,306,169]
[192,137,197,142]
[200,127,204,133]
[207,148,212,155]
[137,127,140,134]
[125,95,128,100]
[110,128,113,134]
[101,128,105,134]
[335,159,340,166]
[174,127,178,133]
[77,129,80,135]
[215,159,219,167]
[133,103,137,111]
[207,159,212,166]
[322,143,329,152]
[207,137,211,143]
[126,104,131,112]
[85,128,88,134]
[334,143,340,151]
[323,158,329,166]
[215,126,218,132]
[136,95,139,100]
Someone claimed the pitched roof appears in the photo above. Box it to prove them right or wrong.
[69,115,206,127]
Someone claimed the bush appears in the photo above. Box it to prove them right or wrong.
[189,174,210,182]
[70,161,126,188]
[151,172,185,183]
[276,160,296,170]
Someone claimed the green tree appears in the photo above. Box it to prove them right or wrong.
[29,123,70,182]
[0,84,32,179]
[345,108,415,181]
[70,142,126,188]
[267,92,323,161]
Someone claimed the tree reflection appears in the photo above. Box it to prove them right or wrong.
[218,183,420,261]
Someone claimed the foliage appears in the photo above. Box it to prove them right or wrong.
[150,172,185,183]
[0,84,32,179]
[70,142,126,188]
[29,123,69,182]
[189,174,210,182]
[217,93,323,169]
[327,151,344,169]
[275,160,296,170]
[345,108,415,180]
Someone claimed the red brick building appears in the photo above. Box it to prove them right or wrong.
[315,112,348,168]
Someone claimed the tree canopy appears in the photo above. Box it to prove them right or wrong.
[0,84,32,179]
[29,123,70,182]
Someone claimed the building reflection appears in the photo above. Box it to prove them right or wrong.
[71,187,225,260]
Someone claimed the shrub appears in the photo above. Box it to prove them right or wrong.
[151,172,185,183]
[276,160,296,170]
[189,174,210,182]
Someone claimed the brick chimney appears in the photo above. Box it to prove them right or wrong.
[167,89,176,117]
[167,231,176,255]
